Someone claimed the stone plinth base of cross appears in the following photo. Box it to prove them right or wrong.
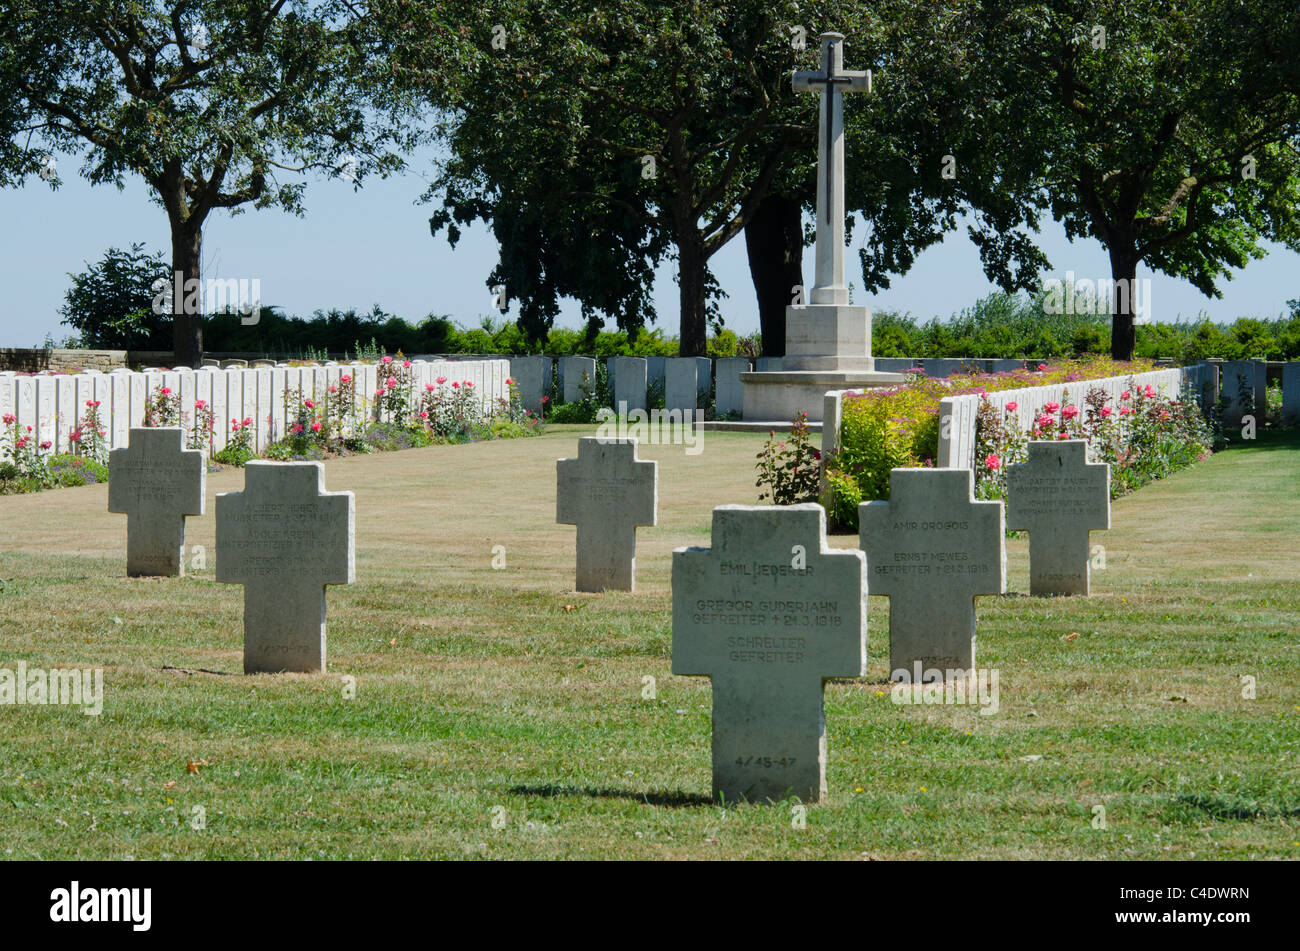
[672,504,866,803]
[108,427,205,577]
[858,468,1005,679]
[216,461,355,673]
[1006,440,1110,596]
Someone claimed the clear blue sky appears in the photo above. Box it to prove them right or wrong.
[2,147,1296,349]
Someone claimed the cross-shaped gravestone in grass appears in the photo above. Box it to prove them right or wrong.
[556,437,657,592]
[1006,440,1110,596]
[672,504,866,804]
[858,468,1005,681]
[216,461,354,673]
[107,427,205,577]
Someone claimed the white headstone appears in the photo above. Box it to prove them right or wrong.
[216,461,355,673]
[611,356,648,412]
[858,468,1005,678]
[714,357,752,416]
[1282,361,1300,426]
[1006,440,1110,596]
[559,356,596,404]
[508,355,552,416]
[556,437,657,592]
[107,427,206,576]
[672,504,866,803]
[664,358,698,413]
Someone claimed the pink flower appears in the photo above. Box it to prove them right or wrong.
[160,387,172,395]
[2,413,14,424]
[40,440,51,450]
[195,399,206,408]
[375,388,384,397]
[98,429,105,437]
[382,355,393,364]
[979,390,988,399]
[1037,363,1048,371]
[1119,406,1133,416]
[1062,404,1079,420]
[464,381,474,388]
[385,377,397,388]
[984,452,1002,471]
[541,395,549,403]
[1144,385,1156,398]
[291,423,304,434]
[1160,410,1171,420]
[1121,391,1131,400]
[69,430,81,442]
[1037,413,1056,428]
[452,382,460,389]
[15,437,27,448]
[329,385,339,394]
[304,399,314,409]
[1101,406,1113,418]
[425,383,435,392]
[311,421,322,433]
[402,360,411,369]
[506,377,515,385]
[242,416,252,427]
[1005,401,1018,412]
[419,411,429,419]
[904,366,924,374]
[436,376,447,385]
[1056,431,1069,440]
[231,420,242,431]
[340,374,351,385]
[1044,401,1060,413]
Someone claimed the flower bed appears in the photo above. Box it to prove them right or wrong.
[0,355,541,493]
[821,357,1214,529]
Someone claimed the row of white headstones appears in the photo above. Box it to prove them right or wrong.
[108,428,1109,805]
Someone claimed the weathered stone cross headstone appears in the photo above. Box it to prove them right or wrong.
[556,437,657,592]
[858,468,1005,680]
[793,32,871,306]
[108,427,205,577]
[1006,440,1110,596]
[672,504,866,803]
[216,461,354,673]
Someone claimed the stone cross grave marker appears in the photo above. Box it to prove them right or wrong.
[672,504,866,803]
[793,32,871,306]
[858,468,1005,680]
[216,461,355,673]
[1006,440,1110,595]
[108,427,205,577]
[556,437,657,592]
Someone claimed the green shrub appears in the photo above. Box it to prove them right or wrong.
[826,357,1155,530]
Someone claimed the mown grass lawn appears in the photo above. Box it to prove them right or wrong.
[0,424,1297,860]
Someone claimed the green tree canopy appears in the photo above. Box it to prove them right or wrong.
[0,0,422,365]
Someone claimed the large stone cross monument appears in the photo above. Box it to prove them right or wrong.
[741,32,904,422]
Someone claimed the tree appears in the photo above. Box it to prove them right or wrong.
[394,0,889,356]
[59,243,173,349]
[0,0,419,366]
[959,0,1300,360]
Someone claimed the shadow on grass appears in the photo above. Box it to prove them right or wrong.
[1166,792,1300,822]
[1218,429,1300,453]
[508,783,714,808]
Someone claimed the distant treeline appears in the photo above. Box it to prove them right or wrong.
[204,291,1300,362]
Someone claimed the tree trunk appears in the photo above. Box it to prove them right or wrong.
[171,223,204,368]
[677,227,708,357]
[1108,242,1139,362]
[744,193,803,357]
